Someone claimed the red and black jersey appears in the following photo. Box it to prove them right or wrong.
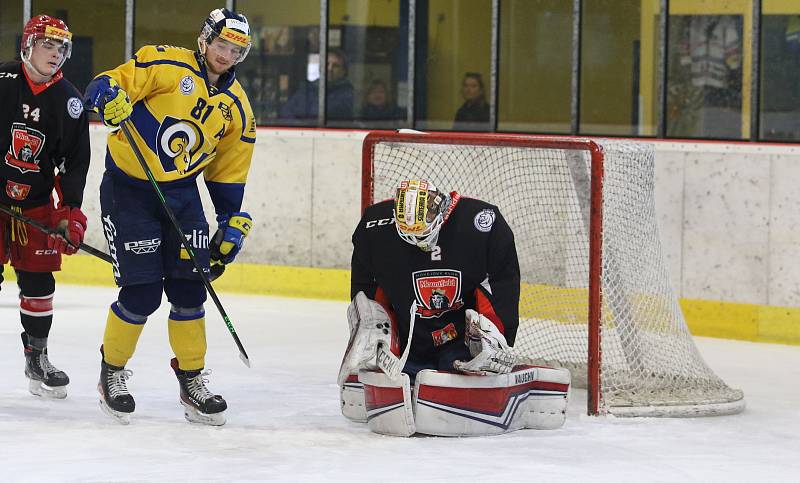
[0,61,89,208]
[351,195,521,363]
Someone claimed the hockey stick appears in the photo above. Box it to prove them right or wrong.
[119,121,250,367]
[0,204,228,281]
[376,301,417,380]
[0,203,113,263]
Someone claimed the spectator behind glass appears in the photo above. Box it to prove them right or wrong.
[359,79,405,126]
[279,48,354,122]
[453,72,489,131]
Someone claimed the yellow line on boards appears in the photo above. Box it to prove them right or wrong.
[20,255,797,346]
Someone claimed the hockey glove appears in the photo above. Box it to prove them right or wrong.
[83,76,132,127]
[48,206,87,255]
[453,309,517,375]
[210,212,252,264]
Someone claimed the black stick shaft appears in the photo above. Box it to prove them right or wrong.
[0,204,113,263]
[119,122,250,367]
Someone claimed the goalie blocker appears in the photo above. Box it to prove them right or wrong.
[339,293,571,437]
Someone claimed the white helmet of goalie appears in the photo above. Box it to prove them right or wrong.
[394,180,452,252]
[198,8,252,65]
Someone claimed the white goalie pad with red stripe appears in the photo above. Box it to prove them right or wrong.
[413,365,571,436]
[359,370,415,437]
[340,373,367,422]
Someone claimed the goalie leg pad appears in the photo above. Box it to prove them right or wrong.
[340,373,367,422]
[413,366,571,437]
[524,366,571,430]
[359,370,415,437]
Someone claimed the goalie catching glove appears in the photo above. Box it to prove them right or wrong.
[210,212,252,264]
[83,76,132,127]
[453,309,517,375]
[47,206,87,255]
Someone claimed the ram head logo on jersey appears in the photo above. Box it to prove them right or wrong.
[5,123,45,174]
[412,269,464,318]
[156,116,206,175]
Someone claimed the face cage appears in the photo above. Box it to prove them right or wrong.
[395,206,446,252]
[21,35,72,72]
[198,24,251,65]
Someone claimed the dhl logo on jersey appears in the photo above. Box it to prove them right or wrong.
[155,117,206,175]
[44,25,72,41]
[219,27,250,48]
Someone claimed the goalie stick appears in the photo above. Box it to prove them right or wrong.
[375,301,417,380]
[0,204,227,282]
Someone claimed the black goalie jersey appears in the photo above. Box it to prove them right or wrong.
[0,62,89,208]
[351,195,521,364]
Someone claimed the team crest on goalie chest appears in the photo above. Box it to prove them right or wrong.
[412,269,464,318]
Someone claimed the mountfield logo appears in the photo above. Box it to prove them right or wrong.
[412,269,463,318]
[5,123,45,174]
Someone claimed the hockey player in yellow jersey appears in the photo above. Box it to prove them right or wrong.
[82,7,256,426]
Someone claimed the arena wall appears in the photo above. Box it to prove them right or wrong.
[66,126,800,344]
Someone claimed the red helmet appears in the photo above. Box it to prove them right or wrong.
[21,14,73,71]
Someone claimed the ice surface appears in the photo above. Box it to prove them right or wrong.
[0,285,797,482]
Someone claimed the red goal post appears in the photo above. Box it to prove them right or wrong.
[361,131,744,417]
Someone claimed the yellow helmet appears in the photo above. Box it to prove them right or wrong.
[394,180,451,252]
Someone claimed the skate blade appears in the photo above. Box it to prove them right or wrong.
[99,399,131,425]
[181,401,226,426]
[28,379,67,399]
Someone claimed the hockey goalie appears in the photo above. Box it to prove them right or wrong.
[338,179,571,437]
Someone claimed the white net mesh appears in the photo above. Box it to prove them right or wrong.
[365,134,744,417]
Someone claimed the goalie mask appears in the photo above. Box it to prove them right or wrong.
[198,8,252,65]
[20,15,73,74]
[394,180,452,252]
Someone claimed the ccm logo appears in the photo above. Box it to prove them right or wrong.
[34,249,59,255]
[365,218,394,229]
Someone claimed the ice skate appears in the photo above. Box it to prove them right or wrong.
[98,359,135,425]
[22,333,69,399]
[171,358,227,426]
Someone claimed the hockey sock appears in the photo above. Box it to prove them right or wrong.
[168,305,206,371]
[102,302,146,368]
[17,271,55,339]
[20,293,54,339]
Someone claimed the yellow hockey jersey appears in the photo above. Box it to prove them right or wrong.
[98,45,256,214]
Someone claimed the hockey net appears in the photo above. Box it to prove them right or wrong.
[361,131,745,417]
